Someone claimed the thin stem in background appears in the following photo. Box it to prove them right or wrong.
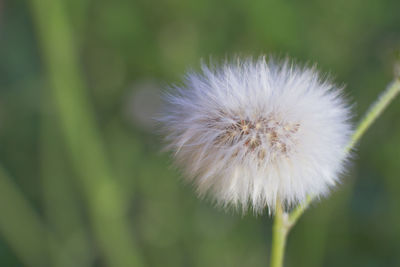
[28,0,144,266]
[41,107,93,267]
[270,77,400,267]
[0,167,48,266]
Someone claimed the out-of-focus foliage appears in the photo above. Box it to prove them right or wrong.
[0,0,400,266]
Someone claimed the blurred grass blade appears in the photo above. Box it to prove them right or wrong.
[41,107,93,267]
[0,167,48,266]
[29,0,144,266]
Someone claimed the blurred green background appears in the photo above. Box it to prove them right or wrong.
[1,0,400,266]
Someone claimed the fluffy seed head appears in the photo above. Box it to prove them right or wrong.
[160,57,352,213]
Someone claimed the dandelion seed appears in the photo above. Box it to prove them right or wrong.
[159,56,352,213]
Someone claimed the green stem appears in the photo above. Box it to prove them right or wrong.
[346,78,400,152]
[269,77,400,267]
[288,195,313,227]
[297,77,400,218]
[0,167,48,266]
[269,203,289,267]
[29,0,143,266]
[41,106,92,267]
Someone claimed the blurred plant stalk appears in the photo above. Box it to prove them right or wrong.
[269,75,400,267]
[41,108,94,267]
[29,0,144,266]
[0,167,48,266]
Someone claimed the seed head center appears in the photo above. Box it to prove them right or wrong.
[216,115,300,159]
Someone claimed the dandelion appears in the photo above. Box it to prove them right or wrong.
[160,57,352,213]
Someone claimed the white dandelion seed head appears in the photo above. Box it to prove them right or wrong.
[160,56,352,214]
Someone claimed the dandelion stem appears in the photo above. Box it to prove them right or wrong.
[269,77,400,266]
[288,195,313,227]
[296,77,400,218]
[269,203,289,267]
[346,78,400,152]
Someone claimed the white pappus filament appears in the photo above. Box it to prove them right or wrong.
[160,56,352,213]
